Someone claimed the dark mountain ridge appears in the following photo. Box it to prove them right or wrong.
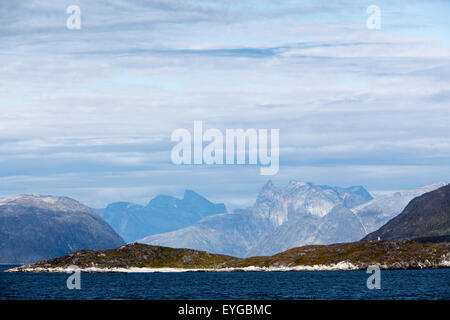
[0,195,125,264]
[364,184,450,241]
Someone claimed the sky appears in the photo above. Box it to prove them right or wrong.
[0,0,449,209]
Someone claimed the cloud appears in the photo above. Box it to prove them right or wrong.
[0,0,449,206]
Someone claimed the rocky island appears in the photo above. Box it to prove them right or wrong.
[7,236,450,272]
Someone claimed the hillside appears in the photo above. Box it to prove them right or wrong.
[0,195,125,264]
[364,184,450,241]
[8,239,449,272]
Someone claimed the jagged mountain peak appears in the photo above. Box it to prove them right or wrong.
[146,194,177,208]
[99,190,226,243]
[183,189,211,204]
[286,180,312,188]
[255,180,282,202]
[106,201,143,210]
[253,180,373,221]
[260,180,275,191]
[184,189,202,198]
[146,190,211,208]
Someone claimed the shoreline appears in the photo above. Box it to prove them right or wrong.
[6,241,449,274]
[6,261,450,273]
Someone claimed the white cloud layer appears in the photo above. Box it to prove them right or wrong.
[0,0,449,207]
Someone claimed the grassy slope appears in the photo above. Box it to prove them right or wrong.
[18,239,450,271]
[237,239,449,269]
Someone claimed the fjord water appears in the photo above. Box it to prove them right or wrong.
[1,265,448,300]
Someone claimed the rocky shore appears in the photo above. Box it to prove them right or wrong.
[6,237,450,272]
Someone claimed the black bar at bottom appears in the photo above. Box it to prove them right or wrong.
[1,300,449,319]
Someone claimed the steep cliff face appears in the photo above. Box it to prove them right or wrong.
[0,195,125,264]
[364,184,450,241]
[251,181,372,225]
[140,181,374,257]
[140,181,447,258]
[246,205,366,257]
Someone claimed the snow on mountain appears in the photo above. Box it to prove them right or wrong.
[0,194,92,213]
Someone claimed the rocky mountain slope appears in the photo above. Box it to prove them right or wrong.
[352,183,446,234]
[96,190,226,242]
[247,205,366,256]
[140,181,373,257]
[8,238,449,272]
[364,184,450,241]
[139,209,274,258]
[0,195,125,264]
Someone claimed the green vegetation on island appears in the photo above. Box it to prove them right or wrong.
[8,236,449,272]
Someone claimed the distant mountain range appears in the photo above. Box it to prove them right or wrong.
[364,184,450,241]
[2,181,447,265]
[0,195,124,264]
[139,181,445,257]
[95,190,226,242]
[9,182,450,272]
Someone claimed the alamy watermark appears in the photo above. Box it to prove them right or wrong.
[65,4,380,31]
[66,5,81,30]
[366,5,381,30]
[66,265,81,290]
[171,121,279,175]
[366,265,381,290]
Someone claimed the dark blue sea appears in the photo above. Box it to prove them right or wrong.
[1,265,449,300]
